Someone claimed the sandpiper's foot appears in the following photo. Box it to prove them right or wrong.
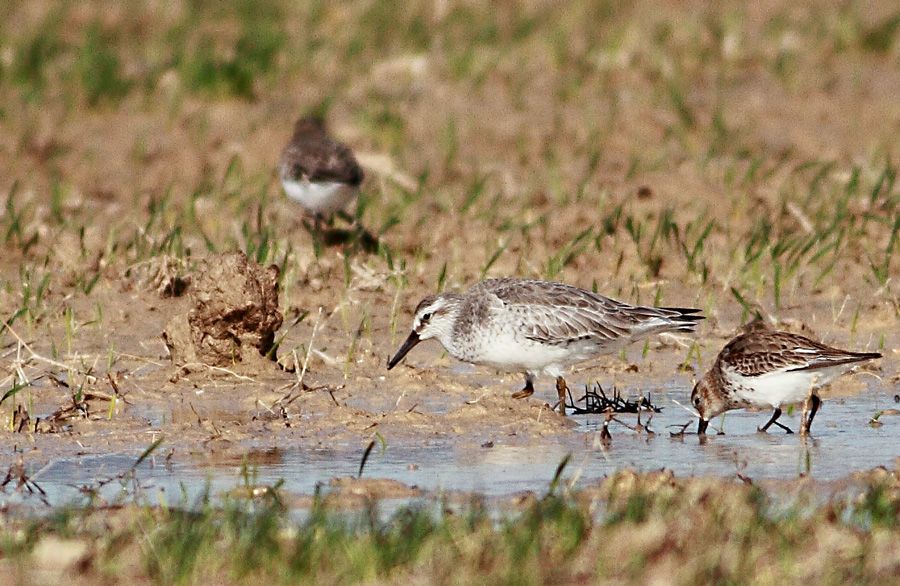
[774,421,794,434]
[511,378,534,399]
[556,376,568,416]
[757,408,793,434]
[801,395,821,436]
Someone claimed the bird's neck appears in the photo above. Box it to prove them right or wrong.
[433,307,465,357]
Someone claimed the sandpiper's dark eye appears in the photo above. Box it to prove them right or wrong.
[421,312,432,322]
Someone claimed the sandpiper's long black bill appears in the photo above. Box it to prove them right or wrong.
[387,331,420,370]
[697,419,709,435]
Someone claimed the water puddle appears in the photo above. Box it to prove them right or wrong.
[7,382,898,509]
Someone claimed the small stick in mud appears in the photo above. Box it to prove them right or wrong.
[565,383,661,415]
[297,307,323,389]
[77,437,165,500]
[12,404,29,433]
[45,389,118,425]
[668,420,693,438]
[358,440,376,478]
[1,456,49,506]
[633,410,655,435]
[609,412,654,436]
[598,409,613,443]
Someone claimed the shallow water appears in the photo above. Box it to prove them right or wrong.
[10,381,899,508]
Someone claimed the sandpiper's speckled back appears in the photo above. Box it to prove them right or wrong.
[440,278,702,370]
[716,330,882,378]
[279,117,364,186]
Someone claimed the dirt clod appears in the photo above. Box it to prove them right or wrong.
[163,252,283,367]
[128,255,192,298]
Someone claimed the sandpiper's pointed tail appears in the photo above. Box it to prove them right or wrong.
[659,307,705,332]
[847,350,883,361]
[623,305,704,338]
[787,349,882,372]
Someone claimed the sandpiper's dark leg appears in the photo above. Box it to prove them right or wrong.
[802,394,821,435]
[758,408,794,434]
[302,213,323,241]
[511,375,534,399]
[337,209,355,225]
[772,420,793,433]
[556,376,568,416]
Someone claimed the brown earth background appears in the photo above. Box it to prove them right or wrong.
[0,1,897,482]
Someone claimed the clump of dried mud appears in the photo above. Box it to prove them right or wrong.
[128,255,192,298]
[163,252,283,367]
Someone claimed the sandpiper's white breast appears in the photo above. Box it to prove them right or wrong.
[282,179,357,215]
[724,365,847,408]
[469,332,567,376]
[452,318,605,378]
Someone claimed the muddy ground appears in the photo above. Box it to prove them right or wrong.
[0,1,898,506]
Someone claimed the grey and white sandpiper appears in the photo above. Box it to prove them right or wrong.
[692,329,881,435]
[387,277,704,414]
[279,116,364,227]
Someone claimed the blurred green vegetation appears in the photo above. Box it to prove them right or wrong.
[2,469,897,583]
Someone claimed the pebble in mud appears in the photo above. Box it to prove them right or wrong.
[163,251,283,367]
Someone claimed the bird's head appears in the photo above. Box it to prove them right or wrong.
[387,294,461,370]
[691,371,727,435]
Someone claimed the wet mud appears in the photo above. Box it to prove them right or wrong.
[0,0,897,515]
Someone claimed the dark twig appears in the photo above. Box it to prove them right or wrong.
[76,437,164,499]
[668,420,693,438]
[358,440,376,479]
[599,410,613,443]
[566,382,661,414]
[1,456,50,506]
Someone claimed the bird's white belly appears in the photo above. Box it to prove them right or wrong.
[728,368,840,408]
[468,332,595,377]
[282,179,357,214]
